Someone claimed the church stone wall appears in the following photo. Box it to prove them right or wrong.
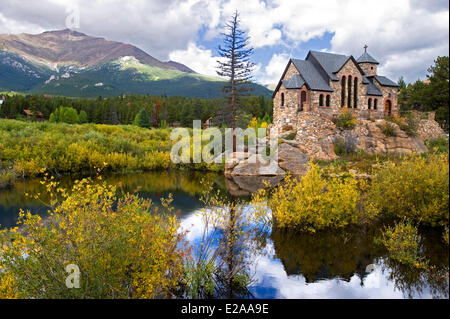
[272,56,400,129]
[359,62,377,76]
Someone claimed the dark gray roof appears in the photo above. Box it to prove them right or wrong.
[366,78,383,96]
[362,76,369,84]
[291,59,333,91]
[282,74,305,89]
[372,75,399,87]
[357,52,379,64]
[308,51,350,81]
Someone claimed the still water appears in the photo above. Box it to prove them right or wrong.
[0,170,448,299]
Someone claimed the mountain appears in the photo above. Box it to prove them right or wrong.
[0,29,272,98]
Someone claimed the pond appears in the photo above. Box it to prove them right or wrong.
[0,170,448,299]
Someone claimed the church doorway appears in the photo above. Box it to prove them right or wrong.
[384,99,392,115]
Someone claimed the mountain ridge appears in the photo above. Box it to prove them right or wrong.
[0,29,272,98]
[0,29,194,72]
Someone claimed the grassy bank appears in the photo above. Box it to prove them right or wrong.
[0,119,222,186]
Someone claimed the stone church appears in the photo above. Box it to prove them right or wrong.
[272,48,400,128]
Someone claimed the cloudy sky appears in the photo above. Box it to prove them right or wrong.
[0,0,448,84]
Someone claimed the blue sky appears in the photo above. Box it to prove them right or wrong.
[0,0,448,85]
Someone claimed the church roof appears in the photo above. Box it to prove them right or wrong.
[282,74,305,89]
[371,75,399,87]
[308,51,350,81]
[274,50,398,97]
[291,59,333,91]
[357,52,379,64]
[366,77,383,96]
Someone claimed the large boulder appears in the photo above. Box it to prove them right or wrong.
[278,143,310,175]
[229,153,285,176]
[225,175,285,196]
[342,119,428,155]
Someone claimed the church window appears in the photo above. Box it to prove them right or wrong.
[347,76,352,108]
[368,98,372,109]
[374,99,378,110]
[354,78,358,108]
[281,93,285,107]
[319,94,324,106]
[341,76,346,107]
[326,95,330,107]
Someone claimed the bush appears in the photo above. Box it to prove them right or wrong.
[0,178,185,298]
[376,221,426,268]
[367,154,449,227]
[385,115,418,137]
[265,163,368,232]
[79,110,88,124]
[0,167,17,189]
[49,107,80,124]
[378,122,396,137]
[0,119,176,176]
[333,137,356,156]
[335,111,357,129]
[426,137,449,153]
[134,108,151,128]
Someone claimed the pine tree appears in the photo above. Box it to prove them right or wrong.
[216,11,255,129]
[134,108,151,128]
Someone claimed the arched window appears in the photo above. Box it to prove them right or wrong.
[374,99,378,110]
[299,91,306,112]
[368,98,372,109]
[341,76,346,107]
[319,94,324,106]
[326,95,330,107]
[353,78,358,108]
[347,76,352,108]
[281,93,285,107]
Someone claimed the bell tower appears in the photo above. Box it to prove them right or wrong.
[357,45,379,77]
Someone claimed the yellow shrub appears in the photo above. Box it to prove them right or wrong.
[0,178,185,298]
[268,163,367,232]
[376,221,426,268]
[367,154,449,226]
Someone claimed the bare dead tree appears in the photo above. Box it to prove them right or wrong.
[216,11,255,131]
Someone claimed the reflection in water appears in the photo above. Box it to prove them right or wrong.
[0,170,448,299]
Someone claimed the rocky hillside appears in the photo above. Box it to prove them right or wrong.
[0,29,190,72]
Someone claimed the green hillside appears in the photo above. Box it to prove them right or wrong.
[0,51,52,92]
[1,52,272,99]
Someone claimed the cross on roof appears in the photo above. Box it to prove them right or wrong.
[363,44,368,53]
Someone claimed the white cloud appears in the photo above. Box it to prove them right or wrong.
[0,0,448,83]
[213,0,449,82]
[169,42,225,76]
[255,53,290,85]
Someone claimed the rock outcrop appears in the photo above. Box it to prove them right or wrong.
[225,111,446,181]
[273,111,446,161]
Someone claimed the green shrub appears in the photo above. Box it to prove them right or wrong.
[49,106,80,124]
[378,122,396,137]
[385,115,418,137]
[335,111,357,129]
[0,119,175,176]
[367,154,449,227]
[333,137,356,156]
[376,221,425,268]
[134,108,151,128]
[0,168,17,189]
[426,137,449,153]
